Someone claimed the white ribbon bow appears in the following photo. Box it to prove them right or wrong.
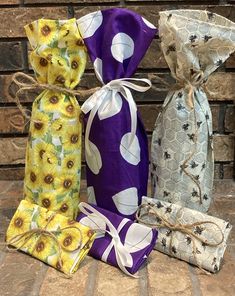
[81,78,152,157]
[78,202,138,277]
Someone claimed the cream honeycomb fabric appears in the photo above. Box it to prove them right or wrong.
[151,10,235,212]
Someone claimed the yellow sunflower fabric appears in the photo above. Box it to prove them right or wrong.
[6,200,96,275]
[24,19,87,219]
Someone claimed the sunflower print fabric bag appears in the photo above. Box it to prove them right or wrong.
[6,200,96,275]
[23,19,86,219]
[151,10,235,212]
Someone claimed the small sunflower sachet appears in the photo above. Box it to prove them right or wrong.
[6,200,96,275]
[23,19,87,219]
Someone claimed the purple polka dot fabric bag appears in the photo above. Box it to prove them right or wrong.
[77,202,158,275]
[77,8,157,219]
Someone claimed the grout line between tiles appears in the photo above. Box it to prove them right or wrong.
[85,258,99,296]
[188,265,203,296]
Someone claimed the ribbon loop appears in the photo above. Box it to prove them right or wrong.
[81,77,152,156]
[78,202,137,277]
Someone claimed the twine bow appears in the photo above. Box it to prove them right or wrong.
[136,203,224,273]
[6,212,84,276]
[12,72,101,121]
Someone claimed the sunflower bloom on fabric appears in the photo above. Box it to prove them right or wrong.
[24,18,87,219]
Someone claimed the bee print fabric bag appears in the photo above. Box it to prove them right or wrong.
[6,200,96,275]
[77,8,157,219]
[23,19,87,219]
[151,10,235,212]
[137,196,232,273]
[77,202,158,276]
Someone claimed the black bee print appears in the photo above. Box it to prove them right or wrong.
[182,123,189,131]
[197,121,202,128]
[163,191,170,197]
[226,223,231,229]
[187,133,195,141]
[190,161,198,169]
[157,138,161,146]
[177,102,185,111]
[161,238,166,247]
[166,229,172,237]
[194,175,200,181]
[201,242,207,248]
[167,14,172,21]
[152,163,157,171]
[189,35,197,43]
[214,265,218,272]
[205,113,209,120]
[171,246,177,254]
[166,206,172,213]
[207,12,214,20]
[203,194,208,200]
[192,189,199,197]
[194,226,204,235]
[212,257,217,264]
[178,92,183,98]
[156,201,163,208]
[164,151,171,160]
[186,236,192,245]
[204,35,212,43]
[215,59,223,67]
[156,217,162,224]
[201,162,206,170]
[190,68,197,76]
[166,44,176,55]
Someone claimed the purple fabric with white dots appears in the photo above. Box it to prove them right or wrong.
[77,8,157,219]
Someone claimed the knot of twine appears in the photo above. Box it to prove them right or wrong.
[136,203,224,273]
[6,212,84,276]
[12,72,101,121]
[151,70,215,204]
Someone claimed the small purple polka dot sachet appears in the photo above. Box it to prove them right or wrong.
[151,10,235,213]
[77,8,157,220]
[77,202,158,276]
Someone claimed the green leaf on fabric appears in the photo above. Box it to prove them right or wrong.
[32,209,39,223]
[44,133,52,144]
[56,193,66,203]
[48,39,58,48]
[56,145,62,153]
[64,94,70,102]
